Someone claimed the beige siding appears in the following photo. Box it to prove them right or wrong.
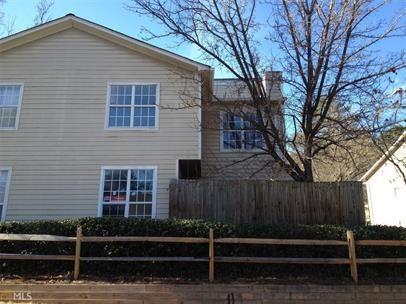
[0,28,200,220]
[201,103,291,180]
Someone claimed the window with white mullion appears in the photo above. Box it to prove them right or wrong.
[100,167,155,219]
[0,84,23,129]
[222,112,263,151]
[129,85,135,128]
[101,169,128,217]
[124,171,131,218]
[134,84,157,128]
[128,169,154,218]
[107,84,158,129]
[0,169,11,221]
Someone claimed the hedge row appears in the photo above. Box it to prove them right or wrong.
[0,218,405,282]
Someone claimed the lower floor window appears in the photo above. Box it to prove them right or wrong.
[0,168,11,221]
[99,167,156,218]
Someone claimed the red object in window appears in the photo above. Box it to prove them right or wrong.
[111,194,126,201]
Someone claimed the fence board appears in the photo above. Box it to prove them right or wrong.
[1,229,405,283]
[169,180,365,225]
[0,233,75,242]
[215,257,351,264]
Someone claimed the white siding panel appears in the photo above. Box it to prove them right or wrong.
[0,28,200,220]
[365,145,406,227]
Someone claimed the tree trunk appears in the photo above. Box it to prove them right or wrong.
[303,139,314,182]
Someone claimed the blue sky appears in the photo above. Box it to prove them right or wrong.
[1,0,198,61]
[1,0,405,80]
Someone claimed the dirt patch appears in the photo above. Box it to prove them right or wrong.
[1,273,406,286]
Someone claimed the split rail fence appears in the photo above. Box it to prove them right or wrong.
[1,227,406,283]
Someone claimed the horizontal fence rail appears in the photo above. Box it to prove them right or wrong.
[169,180,366,225]
[1,227,405,283]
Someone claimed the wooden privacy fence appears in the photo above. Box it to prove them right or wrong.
[170,180,365,225]
[1,227,406,283]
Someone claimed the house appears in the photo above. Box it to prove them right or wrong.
[0,15,286,222]
[360,131,406,226]
[202,75,290,180]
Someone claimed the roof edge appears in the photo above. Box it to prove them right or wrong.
[360,130,406,182]
[0,14,210,72]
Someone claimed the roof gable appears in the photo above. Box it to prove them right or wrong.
[0,14,209,72]
[360,131,406,181]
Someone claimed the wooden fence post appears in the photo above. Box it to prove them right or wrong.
[209,228,214,283]
[346,230,358,283]
[74,226,82,280]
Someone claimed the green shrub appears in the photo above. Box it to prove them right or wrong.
[0,218,405,282]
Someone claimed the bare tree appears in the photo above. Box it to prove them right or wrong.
[0,0,8,36]
[0,0,15,37]
[34,0,54,25]
[127,0,405,181]
[3,15,15,35]
[371,127,406,184]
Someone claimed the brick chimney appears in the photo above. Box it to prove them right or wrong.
[263,71,282,91]
[263,71,282,97]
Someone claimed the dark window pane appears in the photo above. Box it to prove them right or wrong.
[129,203,152,218]
[137,191,145,202]
[119,170,127,180]
[102,204,125,217]
[148,95,156,105]
[145,204,152,216]
[112,170,120,180]
[145,181,153,191]
[104,170,112,180]
[103,181,111,192]
[112,181,119,191]
[134,95,142,105]
[146,170,153,180]
[138,181,145,190]
[141,96,149,105]
[149,84,157,95]
[111,86,118,95]
[138,170,146,180]
[103,192,111,202]
[129,191,137,202]
[147,117,154,126]
[134,85,142,95]
[145,192,152,202]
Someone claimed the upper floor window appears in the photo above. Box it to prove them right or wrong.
[106,84,159,129]
[0,84,23,130]
[221,112,263,151]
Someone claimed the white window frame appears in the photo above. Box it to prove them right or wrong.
[0,166,12,222]
[104,82,160,131]
[97,165,158,218]
[219,112,264,153]
[0,83,24,131]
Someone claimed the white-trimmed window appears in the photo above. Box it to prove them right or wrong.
[0,84,23,130]
[221,112,263,151]
[98,166,157,218]
[0,168,11,222]
[106,84,159,129]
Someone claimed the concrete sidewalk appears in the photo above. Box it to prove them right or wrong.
[0,283,405,303]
